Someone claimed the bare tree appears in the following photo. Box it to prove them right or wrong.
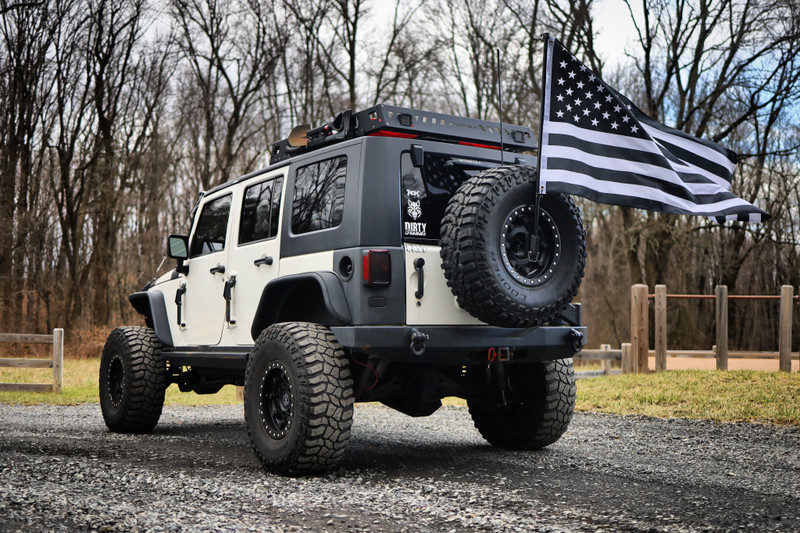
[0,0,58,331]
[616,0,800,291]
[47,0,95,331]
[83,0,149,325]
[172,0,286,190]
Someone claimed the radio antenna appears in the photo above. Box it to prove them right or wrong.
[497,48,505,164]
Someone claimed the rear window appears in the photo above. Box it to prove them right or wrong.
[401,152,489,242]
[291,156,347,234]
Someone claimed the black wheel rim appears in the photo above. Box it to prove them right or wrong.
[260,361,294,439]
[107,355,125,408]
[499,205,561,287]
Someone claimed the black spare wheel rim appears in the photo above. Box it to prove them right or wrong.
[500,205,560,288]
[260,360,294,439]
[107,354,125,408]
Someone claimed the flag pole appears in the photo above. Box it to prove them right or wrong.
[531,33,551,258]
[497,48,505,164]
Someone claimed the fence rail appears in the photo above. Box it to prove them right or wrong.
[576,285,798,374]
[635,284,796,373]
[0,329,64,393]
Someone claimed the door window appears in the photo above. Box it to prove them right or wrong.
[190,194,232,257]
[239,177,284,245]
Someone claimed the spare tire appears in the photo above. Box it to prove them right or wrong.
[440,165,585,327]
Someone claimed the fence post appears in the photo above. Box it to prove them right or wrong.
[631,284,649,373]
[621,343,633,374]
[779,285,793,372]
[715,285,728,371]
[654,285,667,372]
[52,328,64,394]
[600,343,612,375]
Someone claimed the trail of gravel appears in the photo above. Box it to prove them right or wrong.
[1,403,798,532]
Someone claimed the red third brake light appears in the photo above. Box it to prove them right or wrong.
[367,130,418,139]
[362,250,391,286]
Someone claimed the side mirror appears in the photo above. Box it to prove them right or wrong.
[167,234,189,274]
[167,234,189,259]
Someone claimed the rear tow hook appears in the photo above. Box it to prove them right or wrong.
[410,328,430,356]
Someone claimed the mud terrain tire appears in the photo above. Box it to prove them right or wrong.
[440,165,585,327]
[244,322,354,476]
[468,359,576,449]
[99,326,167,433]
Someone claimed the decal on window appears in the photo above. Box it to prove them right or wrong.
[406,189,422,220]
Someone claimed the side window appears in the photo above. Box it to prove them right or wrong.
[239,177,284,245]
[291,156,347,234]
[189,194,232,257]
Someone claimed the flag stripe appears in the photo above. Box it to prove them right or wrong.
[545,157,743,207]
[631,105,737,165]
[548,132,716,185]
[544,170,762,216]
[545,121,730,187]
[645,125,735,183]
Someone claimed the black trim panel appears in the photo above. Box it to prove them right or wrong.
[250,272,352,340]
[162,347,250,370]
[129,291,174,347]
[330,325,587,365]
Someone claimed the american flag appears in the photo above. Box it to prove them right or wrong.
[538,36,769,223]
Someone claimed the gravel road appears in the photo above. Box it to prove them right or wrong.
[1,403,798,533]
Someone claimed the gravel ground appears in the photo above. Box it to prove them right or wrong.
[1,403,798,533]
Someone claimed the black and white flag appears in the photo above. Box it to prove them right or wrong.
[538,35,769,223]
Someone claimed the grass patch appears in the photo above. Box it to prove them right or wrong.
[3,359,799,427]
[0,358,240,406]
[576,370,800,426]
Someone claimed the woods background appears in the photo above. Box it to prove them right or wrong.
[1,0,798,351]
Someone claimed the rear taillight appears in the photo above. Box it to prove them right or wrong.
[362,250,391,286]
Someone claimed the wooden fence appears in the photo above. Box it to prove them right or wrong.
[0,329,64,393]
[579,285,798,373]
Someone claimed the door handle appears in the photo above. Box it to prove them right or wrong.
[253,255,273,267]
[223,275,237,325]
[414,258,425,299]
[174,283,186,328]
[209,264,226,275]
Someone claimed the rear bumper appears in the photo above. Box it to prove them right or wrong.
[330,324,587,365]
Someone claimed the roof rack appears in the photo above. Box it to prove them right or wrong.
[270,104,536,163]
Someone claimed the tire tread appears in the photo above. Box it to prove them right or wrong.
[245,322,354,475]
[440,165,586,327]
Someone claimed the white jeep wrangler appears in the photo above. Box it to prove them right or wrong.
[100,105,587,475]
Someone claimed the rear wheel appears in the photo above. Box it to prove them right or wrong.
[244,322,354,475]
[99,327,167,433]
[468,359,576,449]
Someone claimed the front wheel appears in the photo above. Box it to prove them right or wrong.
[99,326,167,433]
[468,359,576,450]
[244,322,354,476]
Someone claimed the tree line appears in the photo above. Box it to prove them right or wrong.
[1,0,798,351]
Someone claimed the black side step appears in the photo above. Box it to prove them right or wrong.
[161,348,250,370]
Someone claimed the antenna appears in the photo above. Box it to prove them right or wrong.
[497,48,505,164]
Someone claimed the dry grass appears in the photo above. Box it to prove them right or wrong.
[576,370,800,426]
[2,357,799,427]
[0,358,239,406]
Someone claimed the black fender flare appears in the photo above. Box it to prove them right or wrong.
[129,291,174,347]
[250,272,352,341]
